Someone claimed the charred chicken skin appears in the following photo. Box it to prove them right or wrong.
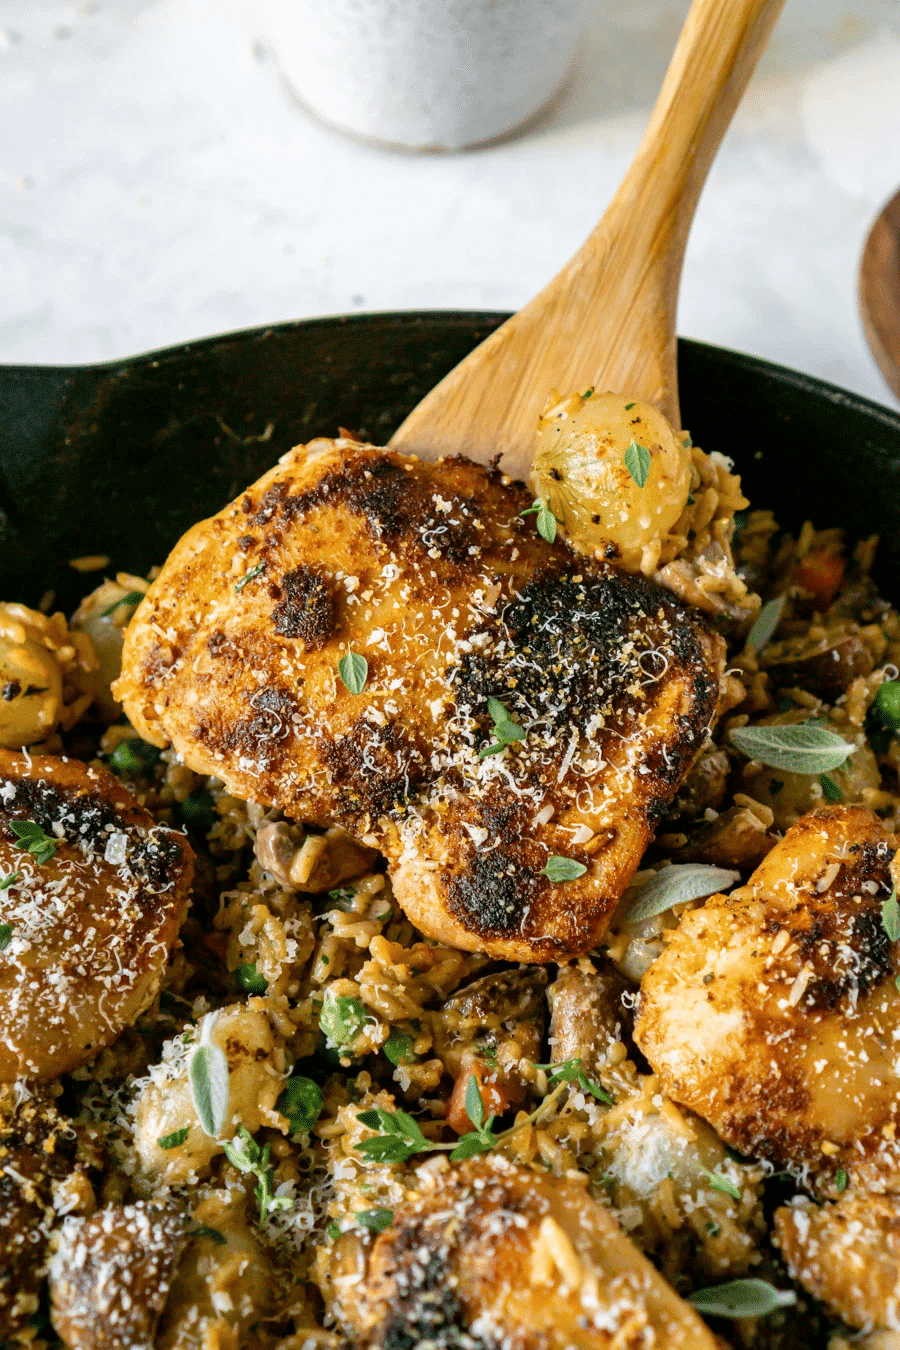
[116,440,724,962]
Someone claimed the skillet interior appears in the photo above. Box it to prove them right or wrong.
[1,311,900,606]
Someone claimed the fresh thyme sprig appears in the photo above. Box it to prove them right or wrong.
[532,1056,614,1105]
[222,1125,293,1227]
[478,696,526,759]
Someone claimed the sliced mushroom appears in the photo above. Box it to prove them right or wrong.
[49,1203,187,1350]
[1,1090,91,1338]
[669,799,776,871]
[254,818,377,892]
[547,959,631,1078]
[761,629,874,702]
[665,746,730,822]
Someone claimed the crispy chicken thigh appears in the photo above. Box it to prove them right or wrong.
[635,805,900,1189]
[0,750,192,1081]
[349,1154,718,1349]
[116,440,723,962]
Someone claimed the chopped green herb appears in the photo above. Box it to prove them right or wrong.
[327,885,356,908]
[883,888,900,943]
[355,1106,433,1164]
[533,1057,613,1105]
[820,774,842,802]
[623,441,651,488]
[338,651,368,695]
[277,1075,324,1135]
[834,1169,848,1193]
[729,722,854,775]
[109,737,160,775]
[700,1168,742,1202]
[0,872,20,891]
[100,590,144,617]
[479,696,526,759]
[10,820,57,865]
[236,963,268,995]
[521,498,557,544]
[687,1279,795,1319]
[234,561,265,592]
[0,924,12,952]
[706,1222,721,1238]
[158,1126,190,1150]
[327,1222,342,1241]
[582,387,595,399]
[687,491,695,505]
[384,1030,415,1067]
[624,401,635,410]
[188,1041,230,1138]
[189,1225,227,1244]
[355,1208,394,1233]
[222,1125,292,1226]
[541,855,587,883]
[683,434,692,448]
[320,994,368,1050]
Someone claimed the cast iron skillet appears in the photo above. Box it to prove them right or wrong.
[2,311,900,608]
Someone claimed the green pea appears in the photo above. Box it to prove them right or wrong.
[236,963,268,995]
[179,789,217,836]
[109,738,161,774]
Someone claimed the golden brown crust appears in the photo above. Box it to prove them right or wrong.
[49,1202,187,1350]
[116,440,723,962]
[775,1191,900,1331]
[634,805,900,1188]
[0,750,193,1081]
[351,1154,718,1349]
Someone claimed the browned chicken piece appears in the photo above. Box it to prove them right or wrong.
[116,440,723,963]
[635,805,900,1188]
[49,1203,187,1350]
[1,1090,93,1338]
[775,1191,900,1332]
[349,1153,719,1349]
[0,750,193,1081]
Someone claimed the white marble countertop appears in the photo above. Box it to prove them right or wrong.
[3,0,900,408]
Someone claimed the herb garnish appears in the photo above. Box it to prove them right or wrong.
[188,1039,230,1138]
[624,864,741,924]
[882,888,900,943]
[109,738,160,775]
[0,924,12,952]
[834,1169,848,1193]
[873,679,900,731]
[0,871,20,890]
[729,722,854,775]
[337,651,368,695]
[320,994,368,1050]
[533,1057,613,1105]
[623,441,651,488]
[189,1225,227,1245]
[355,1208,394,1233]
[746,595,785,655]
[158,1126,190,1150]
[384,1030,415,1067]
[10,821,57,865]
[819,774,842,802]
[222,1126,292,1227]
[541,855,587,883]
[521,498,557,543]
[100,590,145,617]
[700,1168,742,1202]
[234,561,265,592]
[326,1222,342,1241]
[479,696,526,759]
[687,1279,795,1319]
[277,1075,324,1135]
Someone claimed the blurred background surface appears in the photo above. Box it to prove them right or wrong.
[2,0,900,404]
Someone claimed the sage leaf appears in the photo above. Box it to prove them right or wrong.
[465,1075,485,1130]
[746,595,785,654]
[188,1042,230,1138]
[687,1278,796,1319]
[729,722,854,775]
[624,864,741,924]
[623,441,651,488]
[542,855,587,883]
[882,888,900,942]
[338,650,368,695]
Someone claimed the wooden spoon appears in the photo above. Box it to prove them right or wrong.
[390,0,786,482]
[860,187,900,404]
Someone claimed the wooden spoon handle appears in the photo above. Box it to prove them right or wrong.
[390,0,785,481]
